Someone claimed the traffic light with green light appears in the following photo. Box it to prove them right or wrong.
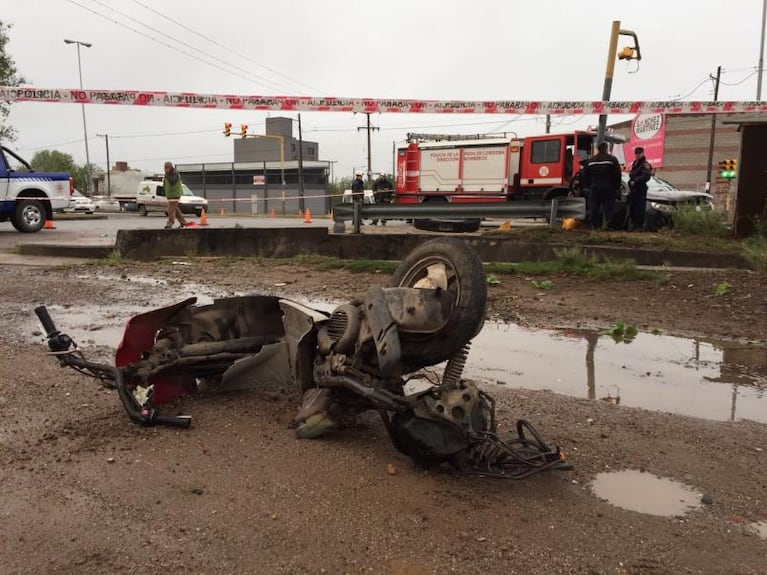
[719,158,737,179]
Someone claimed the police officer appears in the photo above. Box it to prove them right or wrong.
[371,172,393,225]
[582,141,622,229]
[627,146,653,231]
[350,172,365,233]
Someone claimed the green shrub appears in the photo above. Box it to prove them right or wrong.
[670,207,729,236]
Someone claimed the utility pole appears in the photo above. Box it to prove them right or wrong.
[357,113,379,186]
[759,0,766,99]
[96,133,110,196]
[705,66,722,191]
[64,39,92,194]
[297,113,305,213]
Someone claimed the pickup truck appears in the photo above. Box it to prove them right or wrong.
[1,146,74,232]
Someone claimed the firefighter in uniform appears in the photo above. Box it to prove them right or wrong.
[582,141,622,229]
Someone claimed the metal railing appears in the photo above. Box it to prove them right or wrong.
[332,198,586,233]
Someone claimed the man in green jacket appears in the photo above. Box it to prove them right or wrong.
[163,161,188,229]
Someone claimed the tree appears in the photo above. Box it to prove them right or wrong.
[0,21,24,142]
[30,150,98,192]
[31,150,77,173]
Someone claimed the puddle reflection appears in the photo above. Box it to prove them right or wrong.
[467,322,767,423]
[591,470,702,517]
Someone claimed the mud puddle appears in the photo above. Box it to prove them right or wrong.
[24,290,767,423]
[590,470,702,517]
[467,322,766,423]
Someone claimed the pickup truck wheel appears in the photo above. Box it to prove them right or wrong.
[12,199,46,233]
[390,237,487,370]
[138,204,148,216]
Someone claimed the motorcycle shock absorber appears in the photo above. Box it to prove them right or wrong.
[442,343,470,390]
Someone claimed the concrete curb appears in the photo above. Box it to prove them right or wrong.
[13,228,755,270]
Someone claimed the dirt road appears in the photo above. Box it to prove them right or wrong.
[0,258,765,574]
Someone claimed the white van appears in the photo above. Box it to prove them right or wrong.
[135,180,208,217]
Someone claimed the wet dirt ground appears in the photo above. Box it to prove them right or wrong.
[1,258,766,575]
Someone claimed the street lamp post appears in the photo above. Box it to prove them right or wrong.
[96,133,110,195]
[64,38,92,194]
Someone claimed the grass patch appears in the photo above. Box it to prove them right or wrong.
[291,254,397,274]
[742,234,767,271]
[670,207,730,237]
[484,246,665,281]
[102,249,124,265]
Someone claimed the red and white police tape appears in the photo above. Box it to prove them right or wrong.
[2,86,766,115]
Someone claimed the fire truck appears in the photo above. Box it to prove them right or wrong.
[395,130,617,204]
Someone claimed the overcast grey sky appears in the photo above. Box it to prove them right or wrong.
[3,0,765,179]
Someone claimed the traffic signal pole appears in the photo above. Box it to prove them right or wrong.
[596,22,641,145]
[596,21,621,144]
[705,66,722,190]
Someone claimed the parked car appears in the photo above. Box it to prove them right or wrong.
[91,195,122,212]
[135,181,208,217]
[612,174,714,231]
[63,190,95,214]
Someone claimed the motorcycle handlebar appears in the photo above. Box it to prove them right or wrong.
[34,305,58,337]
[36,305,192,429]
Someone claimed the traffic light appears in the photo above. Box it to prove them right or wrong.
[240,123,248,138]
[618,46,635,60]
[719,158,737,179]
[223,122,232,137]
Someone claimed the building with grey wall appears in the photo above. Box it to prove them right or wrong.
[610,112,762,191]
[233,117,319,164]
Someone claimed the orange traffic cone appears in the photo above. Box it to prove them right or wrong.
[269,208,275,218]
[44,219,56,230]
[199,208,208,226]
[303,208,312,223]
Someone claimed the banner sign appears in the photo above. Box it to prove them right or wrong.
[2,86,767,115]
[624,113,667,168]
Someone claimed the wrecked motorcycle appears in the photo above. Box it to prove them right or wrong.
[37,238,571,479]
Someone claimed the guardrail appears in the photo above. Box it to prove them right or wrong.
[332,198,586,233]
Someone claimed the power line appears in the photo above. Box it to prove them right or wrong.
[130,0,324,95]
[84,0,301,94]
[720,69,761,86]
[63,0,294,93]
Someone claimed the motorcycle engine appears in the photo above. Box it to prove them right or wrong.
[317,303,362,356]
[387,380,491,467]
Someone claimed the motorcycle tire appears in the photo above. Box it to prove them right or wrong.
[389,237,487,370]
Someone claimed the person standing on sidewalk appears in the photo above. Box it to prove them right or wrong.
[163,161,188,229]
[582,141,622,229]
[627,146,653,231]
[350,172,365,233]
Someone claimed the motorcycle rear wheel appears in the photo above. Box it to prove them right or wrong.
[389,238,487,370]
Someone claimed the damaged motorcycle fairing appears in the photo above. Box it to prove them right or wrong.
[37,237,572,479]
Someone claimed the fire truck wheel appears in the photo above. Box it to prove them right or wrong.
[390,237,487,370]
[412,218,481,233]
